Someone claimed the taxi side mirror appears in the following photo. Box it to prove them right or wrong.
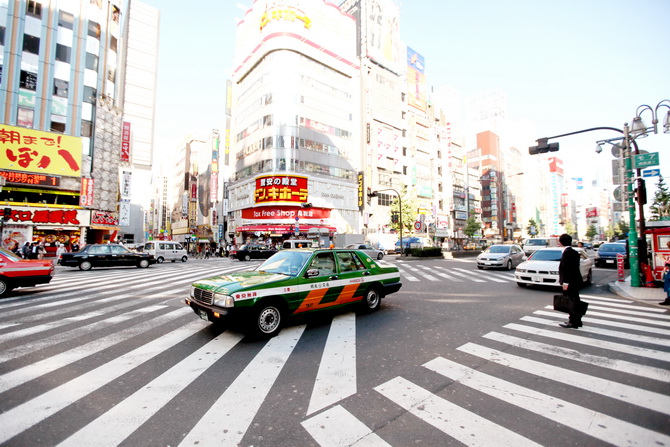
[305,268,320,278]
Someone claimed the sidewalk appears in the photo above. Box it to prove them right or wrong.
[608,276,669,307]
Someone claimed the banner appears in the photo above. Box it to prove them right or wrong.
[121,122,131,162]
[254,175,308,204]
[80,177,94,207]
[0,125,82,176]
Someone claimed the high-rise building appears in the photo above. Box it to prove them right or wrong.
[0,0,135,252]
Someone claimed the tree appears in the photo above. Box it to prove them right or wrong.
[650,175,670,220]
[526,218,539,236]
[564,221,575,238]
[463,216,482,239]
[586,225,598,240]
[389,186,415,236]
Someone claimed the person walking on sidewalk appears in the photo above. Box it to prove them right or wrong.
[558,233,585,329]
[660,263,670,305]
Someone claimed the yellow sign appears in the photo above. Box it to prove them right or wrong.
[0,125,82,177]
[260,7,311,30]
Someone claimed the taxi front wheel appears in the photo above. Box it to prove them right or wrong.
[251,302,283,338]
[362,287,381,312]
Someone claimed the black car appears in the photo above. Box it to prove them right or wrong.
[58,243,157,270]
[229,244,277,261]
[594,242,628,268]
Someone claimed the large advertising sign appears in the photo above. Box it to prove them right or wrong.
[255,175,308,204]
[407,47,426,112]
[365,0,402,73]
[80,177,94,207]
[0,125,82,176]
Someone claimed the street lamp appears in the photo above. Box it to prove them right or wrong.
[368,188,403,256]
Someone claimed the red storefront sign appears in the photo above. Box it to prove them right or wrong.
[92,211,119,226]
[121,122,131,162]
[1,208,81,225]
[241,206,330,220]
[255,175,308,204]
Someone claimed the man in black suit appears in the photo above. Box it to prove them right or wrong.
[558,233,584,329]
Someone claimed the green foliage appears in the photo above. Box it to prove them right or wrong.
[389,186,415,235]
[618,220,629,238]
[526,218,539,236]
[586,224,598,240]
[463,216,481,238]
[564,221,575,238]
[650,175,670,220]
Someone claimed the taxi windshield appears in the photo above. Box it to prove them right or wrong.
[530,249,562,261]
[256,250,312,276]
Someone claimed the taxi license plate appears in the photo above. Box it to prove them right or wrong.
[533,276,543,282]
[606,260,614,264]
[485,262,492,265]
[198,309,208,321]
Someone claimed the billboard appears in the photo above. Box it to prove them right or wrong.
[407,47,426,112]
[255,175,308,204]
[0,124,82,176]
[365,0,402,73]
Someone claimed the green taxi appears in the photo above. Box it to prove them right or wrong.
[185,248,402,337]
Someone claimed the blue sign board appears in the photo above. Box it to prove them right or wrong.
[642,168,661,178]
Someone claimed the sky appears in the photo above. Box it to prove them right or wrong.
[140,0,670,198]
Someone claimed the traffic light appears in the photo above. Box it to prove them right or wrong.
[391,211,399,223]
[367,187,377,205]
[529,138,559,155]
[2,208,11,222]
[635,178,647,205]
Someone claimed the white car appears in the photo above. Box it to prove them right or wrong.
[515,247,592,288]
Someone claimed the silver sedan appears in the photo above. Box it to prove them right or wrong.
[345,243,384,260]
[476,244,526,270]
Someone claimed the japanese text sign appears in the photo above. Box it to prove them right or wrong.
[0,125,82,177]
[121,122,131,162]
[255,175,308,204]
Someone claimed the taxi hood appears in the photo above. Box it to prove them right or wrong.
[192,270,288,295]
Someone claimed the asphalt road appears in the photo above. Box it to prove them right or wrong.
[0,255,667,446]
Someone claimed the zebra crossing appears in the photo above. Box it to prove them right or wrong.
[396,259,515,283]
[0,262,668,446]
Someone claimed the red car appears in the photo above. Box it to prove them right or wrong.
[0,247,55,296]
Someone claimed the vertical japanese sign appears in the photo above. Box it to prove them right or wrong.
[121,122,131,162]
[80,177,94,207]
[211,130,219,203]
[120,171,132,199]
[0,125,82,176]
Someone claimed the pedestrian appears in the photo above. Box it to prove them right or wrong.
[21,241,30,259]
[205,246,210,259]
[558,233,585,329]
[659,263,670,305]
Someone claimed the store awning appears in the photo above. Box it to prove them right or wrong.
[236,224,336,234]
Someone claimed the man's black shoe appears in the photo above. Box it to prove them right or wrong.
[659,301,670,305]
[559,322,578,329]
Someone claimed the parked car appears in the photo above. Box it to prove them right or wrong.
[345,243,384,260]
[0,247,54,296]
[476,244,525,270]
[229,244,278,261]
[143,241,188,263]
[394,237,434,254]
[515,247,593,288]
[595,242,629,268]
[522,237,560,256]
[186,247,402,337]
[58,244,156,271]
[280,239,318,250]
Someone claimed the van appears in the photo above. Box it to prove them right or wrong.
[144,241,188,263]
[281,239,318,250]
[522,237,559,256]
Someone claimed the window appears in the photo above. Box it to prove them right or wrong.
[50,121,66,133]
[58,11,74,29]
[0,26,5,46]
[26,1,42,18]
[85,53,98,71]
[53,79,69,97]
[18,108,34,127]
[107,66,115,82]
[20,71,38,90]
[81,120,92,137]
[88,21,100,38]
[23,34,40,54]
[83,86,97,103]
[55,44,71,63]
[109,36,117,52]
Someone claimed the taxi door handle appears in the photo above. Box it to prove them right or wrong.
[329,275,339,280]
[363,271,371,275]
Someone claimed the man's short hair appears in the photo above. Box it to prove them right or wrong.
[559,233,572,247]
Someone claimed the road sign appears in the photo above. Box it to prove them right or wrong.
[613,186,622,202]
[633,152,659,169]
[643,168,661,178]
[413,221,422,231]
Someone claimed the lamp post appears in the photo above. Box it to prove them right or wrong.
[369,188,403,256]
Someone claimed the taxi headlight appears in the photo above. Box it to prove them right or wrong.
[213,294,234,308]
[550,270,559,275]
[517,268,526,273]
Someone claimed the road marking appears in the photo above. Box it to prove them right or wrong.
[397,267,419,282]
[541,305,670,327]
[458,342,670,414]
[308,312,356,415]
[453,267,510,282]
[57,331,244,447]
[533,310,670,337]
[410,265,440,281]
[424,356,670,446]
[375,376,541,446]
[505,323,670,362]
[302,404,391,447]
[0,307,191,393]
[482,331,670,382]
[439,268,485,282]
[522,315,670,347]
[0,319,206,444]
[179,325,306,447]
[579,293,632,303]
